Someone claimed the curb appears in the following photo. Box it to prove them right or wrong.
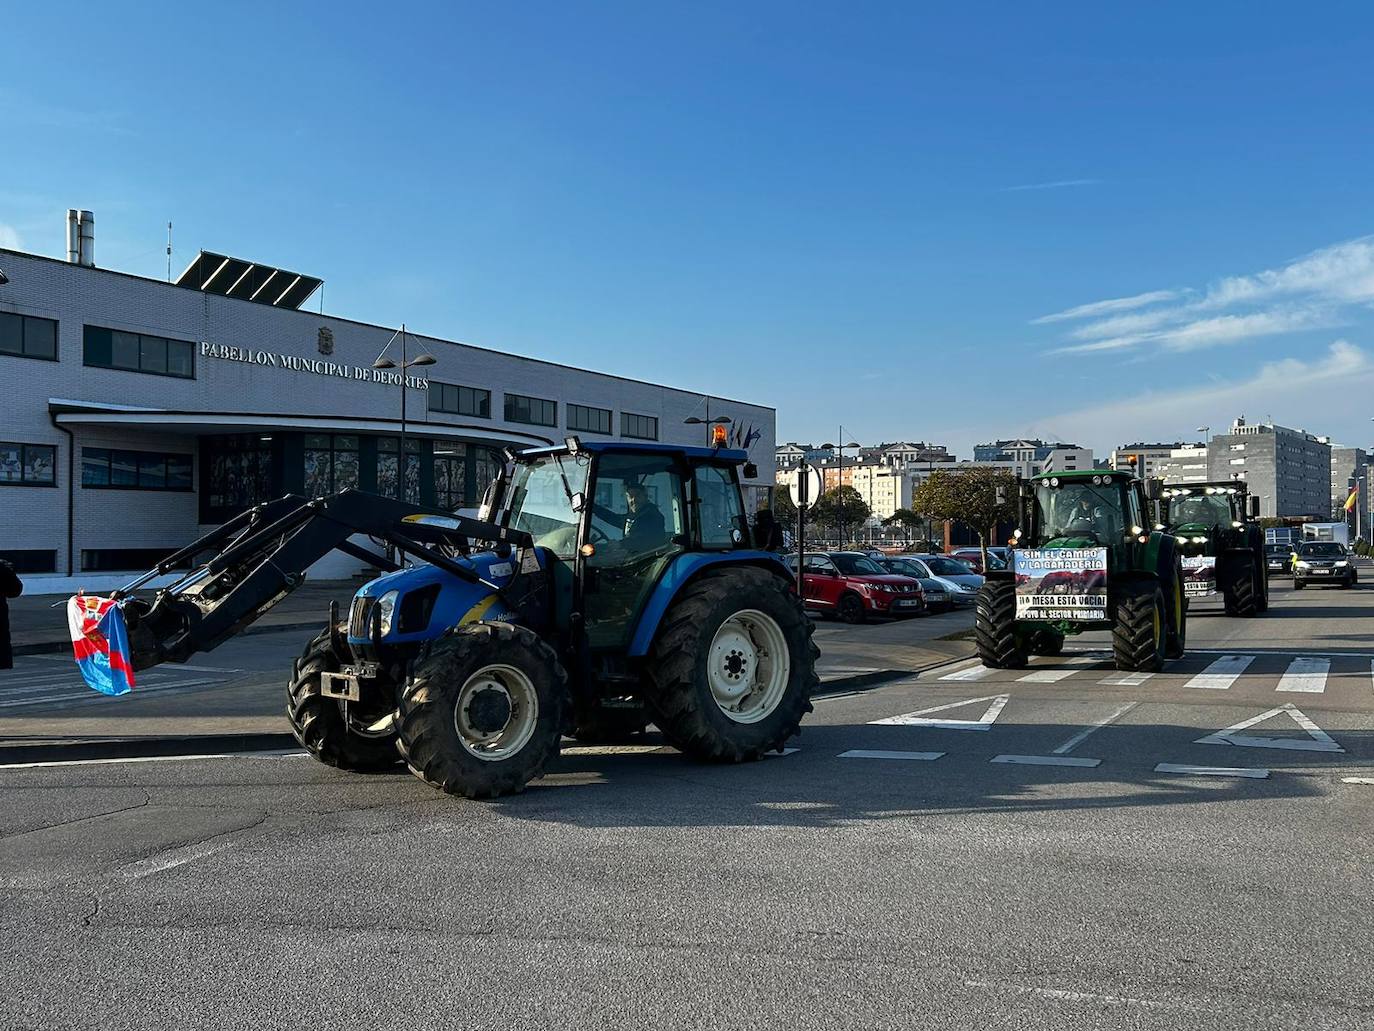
[0,732,300,767]
[13,618,325,657]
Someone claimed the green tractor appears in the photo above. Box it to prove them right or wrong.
[1157,480,1268,616]
[975,469,1186,672]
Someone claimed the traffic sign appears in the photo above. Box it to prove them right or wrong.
[789,464,823,508]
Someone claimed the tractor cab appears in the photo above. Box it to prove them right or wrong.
[1018,470,1154,560]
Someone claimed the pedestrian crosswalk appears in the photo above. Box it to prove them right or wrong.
[935,651,1373,697]
[0,656,240,710]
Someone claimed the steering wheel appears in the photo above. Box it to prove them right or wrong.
[588,525,611,545]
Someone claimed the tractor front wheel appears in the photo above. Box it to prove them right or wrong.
[644,567,817,762]
[286,625,400,771]
[1165,558,1187,660]
[974,582,1027,669]
[1027,630,1064,657]
[398,622,566,799]
[1113,584,1167,673]
[1223,559,1258,617]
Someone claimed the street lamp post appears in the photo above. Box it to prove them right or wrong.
[684,414,732,446]
[373,323,436,501]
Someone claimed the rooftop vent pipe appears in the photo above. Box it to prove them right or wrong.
[66,209,95,266]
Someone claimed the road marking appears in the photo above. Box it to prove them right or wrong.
[1155,763,1269,779]
[839,749,944,761]
[1188,647,1374,659]
[869,694,1009,731]
[1276,657,1330,694]
[992,754,1101,768]
[1195,703,1343,753]
[121,840,240,882]
[939,664,995,682]
[1099,671,1153,687]
[1184,655,1254,690]
[0,750,310,770]
[1342,777,1374,785]
[1017,655,1102,683]
[1053,701,1138,755]
[0,677,224,710]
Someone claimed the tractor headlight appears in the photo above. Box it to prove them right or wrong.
[376,590,399,636]
[1232,521,1243,528]
[1191,536,1208,544]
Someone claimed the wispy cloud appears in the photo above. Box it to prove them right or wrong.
[1039,236,1374,357]
[1048,306,1344,356]
[1033,289,1182,325]
[1053,340,1372,445]
[1002,178,1101,193]
[0,224,20,250]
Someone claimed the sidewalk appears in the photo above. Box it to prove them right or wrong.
[9,578,361,655]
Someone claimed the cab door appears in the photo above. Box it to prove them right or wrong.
[579,451,688,651]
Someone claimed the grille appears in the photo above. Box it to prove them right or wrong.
[348,596,373,637]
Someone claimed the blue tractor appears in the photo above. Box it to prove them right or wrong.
[117,439,818,798]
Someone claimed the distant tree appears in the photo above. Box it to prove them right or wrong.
[913,467,1017,563]
[769,485,799,528]
[1257,516,1286,529]
[811,486,870,544]
[883,507,923,543]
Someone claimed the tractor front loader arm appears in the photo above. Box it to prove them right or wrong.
[119,490,531,671]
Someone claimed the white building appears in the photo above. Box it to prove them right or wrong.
[1156,444,1210,486]
[0,218,776,590]
[1111,442,1200,480]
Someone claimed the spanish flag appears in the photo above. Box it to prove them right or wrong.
[1344,486,1359,512]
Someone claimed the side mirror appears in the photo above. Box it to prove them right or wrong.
[1248,495,1260,518]
[995,485,1008,505]
[570,491,587,513]
[1145,478,1164,501]
[1018,481,1034,500]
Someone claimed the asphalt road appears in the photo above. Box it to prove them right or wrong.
[2,573,1372,1030]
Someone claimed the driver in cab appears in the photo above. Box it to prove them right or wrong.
[621,482,666,551]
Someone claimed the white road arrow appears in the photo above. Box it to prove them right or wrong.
[869,694,1010,731]
[1195,703,1344,753]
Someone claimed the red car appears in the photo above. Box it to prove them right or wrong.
[950,548,1008,574]
[787,551,925,623]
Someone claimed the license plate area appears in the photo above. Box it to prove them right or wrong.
[320,662,380,702]
[1312,569,1331,575]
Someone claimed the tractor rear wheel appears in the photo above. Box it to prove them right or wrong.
[974,582,1027,669]
[1223,558,1258,617]
[1113,584,1167,673]
[286,625,400,771]
[644,567,817,762]
[570,700,651,743]
[397,622,566,799]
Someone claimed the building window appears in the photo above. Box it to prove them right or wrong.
[0,549,57,574]
[0,442,57,486]
[83,325,195,378]
[429,382,491,418]
[433,444,467,510]
[303,434,360,498]
[1229,457,1246,466]
[0,312,58,361]
[81,448,192,491]
[567,403,612,435]
[377,437,420,503]
[205,434,275,514]
[82,547,191,573]
[504,393,557,427]
[622,412,659,440]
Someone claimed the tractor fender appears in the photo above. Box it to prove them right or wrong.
[627,551,793,657]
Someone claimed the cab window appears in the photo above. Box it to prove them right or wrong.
[694,464,744,549]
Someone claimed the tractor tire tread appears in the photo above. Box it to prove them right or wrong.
[285,625,400,771]
[974,582,1027,669]
[1113,585,1165,673]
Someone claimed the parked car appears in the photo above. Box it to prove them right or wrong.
[892,554,984,605]
[877,557,953,612]
[949,547,1008,574]
[785,551,925,623]
[1293,541,1358,590]
[1264,543,1291,577]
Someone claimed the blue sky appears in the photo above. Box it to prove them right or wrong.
[4,2,1374,456]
